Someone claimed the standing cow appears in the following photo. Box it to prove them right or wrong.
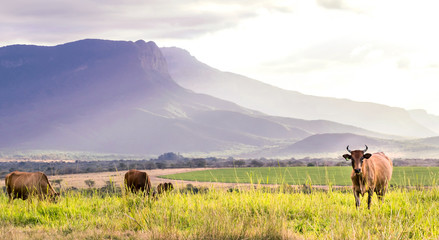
[5,171,59,202]
[342,145,393,209]
[124,169,152,195]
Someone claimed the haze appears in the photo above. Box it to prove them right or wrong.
[1,0,439,115]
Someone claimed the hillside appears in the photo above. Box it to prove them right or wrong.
[162,47,437,138]
[0,39,382,156]
[409,109,439,134]
[279,133,393,155]
[253,133,439,159]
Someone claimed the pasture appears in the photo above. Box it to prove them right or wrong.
[1,185,438,239]
[161,166,439,187]
[1,166,439,239]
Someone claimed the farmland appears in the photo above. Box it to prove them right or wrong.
[1,185,439,239]
[0,167,439,239]
[1,166,439,239]
[161,166,439,187]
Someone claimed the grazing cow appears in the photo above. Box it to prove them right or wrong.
[157,182,174,194]
[343,145,393,209]
[124,169,152,195]
[5,171,59,202]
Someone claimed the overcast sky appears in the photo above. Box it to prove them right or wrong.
[2,0,439,115]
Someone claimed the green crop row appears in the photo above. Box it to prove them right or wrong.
[161,166,439,186]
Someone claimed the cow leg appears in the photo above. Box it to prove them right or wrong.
[377,194,383,203]
[354,191,361,208]
[146,185,152,197]
[377,188,386,203]
[139,185,147,197]
[6,186,12,203]
[367,189,374,210]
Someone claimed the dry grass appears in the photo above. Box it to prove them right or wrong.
[44,168,208,189]
[0,168,277,190]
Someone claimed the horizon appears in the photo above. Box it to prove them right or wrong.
[1,1,439,115]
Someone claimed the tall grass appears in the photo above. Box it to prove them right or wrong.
[1,185,439,239]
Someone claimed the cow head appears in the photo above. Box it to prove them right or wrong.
[342,145,371,174]
[50,192,60,202]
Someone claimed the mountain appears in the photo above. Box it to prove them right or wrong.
[279,133,393,155]
[409,109,439,134]
[236,133,391,158]
[247,132,439,159]
[162,47,437,138]
[413,136,439,146]
[0,39,381,156]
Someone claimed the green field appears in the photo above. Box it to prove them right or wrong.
[161,167,439,186]
[2,167,439,239]
[1,187,439,239]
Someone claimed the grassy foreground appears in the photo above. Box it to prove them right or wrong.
[161,166,439,186]
[1,186,439,239]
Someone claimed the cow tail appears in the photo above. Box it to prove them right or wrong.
[147,174,152,196]
[5,176,10,194]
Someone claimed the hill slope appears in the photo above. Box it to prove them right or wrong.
[252,133,439,159]
[0,39,381,156]
[162,47,437,138]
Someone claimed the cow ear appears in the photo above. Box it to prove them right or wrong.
[364,153,372,159]
[342,154,351,161]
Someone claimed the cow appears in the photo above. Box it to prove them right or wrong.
[342,145,393,209]
[5,171,59,202]
[124,169,152,195]
[157,182,174,194]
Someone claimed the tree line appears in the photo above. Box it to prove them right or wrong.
[0,152,437,179]
[0,152,346,178]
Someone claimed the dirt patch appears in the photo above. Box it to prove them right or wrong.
[0,168,215,189]
[0,168,351,191]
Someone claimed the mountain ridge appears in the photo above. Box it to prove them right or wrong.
[1,39,387,156]
[162,47,437,138]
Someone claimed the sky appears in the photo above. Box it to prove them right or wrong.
[2,0,439,115]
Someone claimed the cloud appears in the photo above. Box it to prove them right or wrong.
[0,0,293,46]
[316,0,345,10]
[315,0,376,13]
[264,38,405,72]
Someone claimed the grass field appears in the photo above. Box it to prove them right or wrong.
[160,166,439,187]
[1,166,439,239]
[1,186,438,239]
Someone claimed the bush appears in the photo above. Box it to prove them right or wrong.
[180,184,209,194]
[85,179,95,188]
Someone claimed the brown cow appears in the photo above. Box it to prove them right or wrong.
[343,145,393,209]
[157,182,174,194]
[124,169,152,195]
[5,171,59,202]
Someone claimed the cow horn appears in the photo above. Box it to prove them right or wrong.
[346,145,351,153]
[364,145,368,152]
